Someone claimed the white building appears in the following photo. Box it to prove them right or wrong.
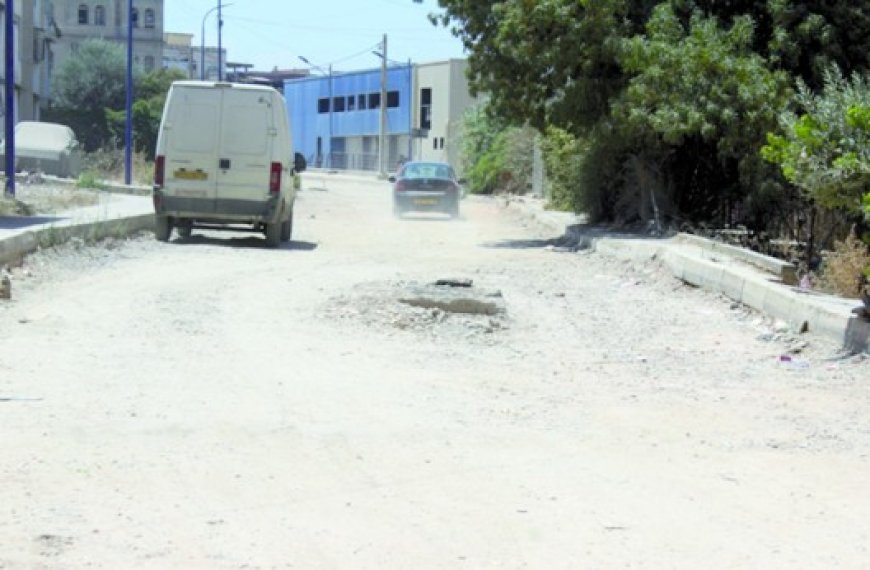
[413,59,476,169]
[0,0,57,121]
[52,0,164,73]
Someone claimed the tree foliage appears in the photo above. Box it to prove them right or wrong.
[435,0,869,229]
[458,104,535,195]
[762,67,870,213]
[48,39,183,155]
[106,68,186,159]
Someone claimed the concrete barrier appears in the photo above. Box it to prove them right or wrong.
[677,232,798,285]
[0,213,154,267]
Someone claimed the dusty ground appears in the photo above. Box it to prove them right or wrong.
[1,181,100,216]
[1,173,868,569]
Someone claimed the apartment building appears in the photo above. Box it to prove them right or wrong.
[0,0,58,121]
[52,0,163,73]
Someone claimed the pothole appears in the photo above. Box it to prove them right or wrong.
[323,278,509,341]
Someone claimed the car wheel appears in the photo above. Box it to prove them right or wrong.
[155,215,173,242]
[280,207,293,242]
[177,220,193,239]
[265,220,281,247]
[449,199,460,219]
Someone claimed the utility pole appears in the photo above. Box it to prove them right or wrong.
[124,0,133,185]
[217,1,223,81]
[4,0,15,197]
[378,34,387,178]
[327,64,333,169]
[407,58,412,164]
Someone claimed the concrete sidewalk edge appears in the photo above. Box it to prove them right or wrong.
[506,199,869,353]
[1,214,154,267]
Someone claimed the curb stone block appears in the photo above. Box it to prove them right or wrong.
[0,213,154,267]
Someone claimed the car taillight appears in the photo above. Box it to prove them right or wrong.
[154,155,165,187]
[395,179,408,192]
[269,162,282,193]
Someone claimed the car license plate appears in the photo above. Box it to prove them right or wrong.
[414,198,436,205]
[174,169,208,181]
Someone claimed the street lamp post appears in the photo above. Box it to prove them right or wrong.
[299,56,333,169]
[125,0,133,185]
[4,0,15,196]
[378,34,387,177]
[217,2,223,81]
[201,3,232,80]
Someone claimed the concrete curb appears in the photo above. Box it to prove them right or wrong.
[504,199,869,353]
[0,213,154,267]
[676,232,798,285]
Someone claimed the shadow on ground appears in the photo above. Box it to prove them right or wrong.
[0,216,65,230]
[171,234,318,251]
[482,223,670,250]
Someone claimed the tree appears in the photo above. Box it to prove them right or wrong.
[48,39,140,151]
[762,67,870,214]
[613,5,792,222]
[433,0,655,133]
[107,68,186,159]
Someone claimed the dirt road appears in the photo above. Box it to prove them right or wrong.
[1,174,868,568]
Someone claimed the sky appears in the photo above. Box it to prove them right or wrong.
[165,0,467,74]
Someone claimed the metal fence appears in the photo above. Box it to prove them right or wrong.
[308,152,402,173]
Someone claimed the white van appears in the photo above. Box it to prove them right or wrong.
[152,81,304,246]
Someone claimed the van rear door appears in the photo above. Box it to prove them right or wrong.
[163,86,220,211]
[215,87,274,210]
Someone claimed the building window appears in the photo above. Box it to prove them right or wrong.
[131,8,139,27]
[420,88,432,130]
[387,91,399,108]
[144,8,155,28]
[144,55,155,71]
[78,4,89,24]
[94,5,106,26]
[333,96,345,112]
[317,98,330,114]
[358,94,366,110]
[433,138,438,150]
[368,92,380,109]
[347,96,355,111]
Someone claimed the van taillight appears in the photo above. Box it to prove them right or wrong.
[395,179,408,192]
[269,162,282,193]
[154,155,165,187]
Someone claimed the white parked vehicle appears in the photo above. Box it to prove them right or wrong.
[152,81,304,246]
[0,121,82,178]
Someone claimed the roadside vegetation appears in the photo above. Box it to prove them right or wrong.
[43,38,183,185]
[443,0,870,298]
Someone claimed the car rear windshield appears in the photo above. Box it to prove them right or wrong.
[402,163,452,180]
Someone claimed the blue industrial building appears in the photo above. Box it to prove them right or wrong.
[284,65,414,172]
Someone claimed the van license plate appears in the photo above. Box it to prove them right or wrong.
[414,198,436,205]
[174,170,208,181]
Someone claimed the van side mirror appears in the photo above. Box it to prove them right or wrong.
[294,152,307,173]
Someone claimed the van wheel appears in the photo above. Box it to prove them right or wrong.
[155,215,173,242]
[280,207,294,242]
[264,221,281,247]
[177,220,193,239]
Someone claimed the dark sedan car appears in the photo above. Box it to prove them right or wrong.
[390,161,463,218]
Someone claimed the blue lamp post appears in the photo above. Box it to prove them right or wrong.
[5,0,15,196]
[125,0,133,185]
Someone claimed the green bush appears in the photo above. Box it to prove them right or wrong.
[458,104,535,195]
[76,171,105,190]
